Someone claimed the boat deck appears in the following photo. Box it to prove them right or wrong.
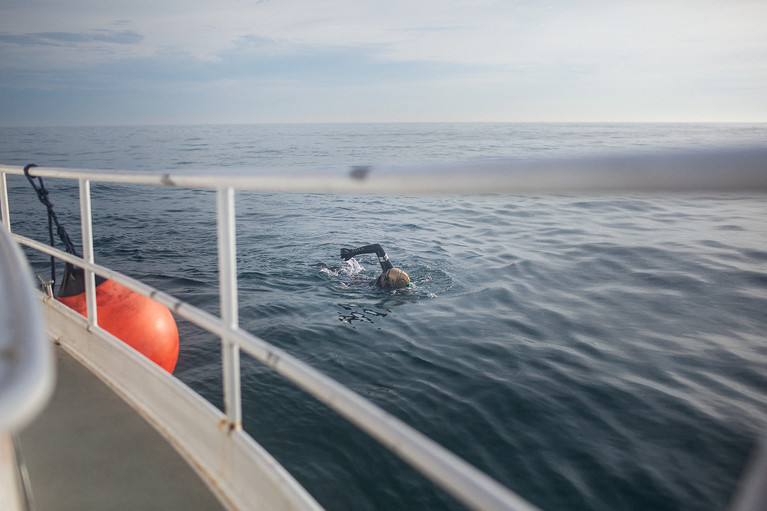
[17,343,226,511]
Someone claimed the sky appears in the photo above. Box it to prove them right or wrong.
[1,0,766,126]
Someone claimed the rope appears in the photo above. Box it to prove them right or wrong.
[24,163,80,288]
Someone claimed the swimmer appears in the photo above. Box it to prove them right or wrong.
[340,244,410,289]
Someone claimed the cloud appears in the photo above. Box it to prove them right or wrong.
[1,0,766,124]
[0,29,143,46]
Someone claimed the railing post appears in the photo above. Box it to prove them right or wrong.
[1,172,10,232]
[217,187,242,429]
[79,179,97,327]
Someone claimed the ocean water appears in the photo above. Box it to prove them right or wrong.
[2,123,767,510]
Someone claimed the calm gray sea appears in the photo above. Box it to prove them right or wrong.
[3,123,767,510]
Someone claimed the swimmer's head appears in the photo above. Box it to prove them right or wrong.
[382,268,410,289]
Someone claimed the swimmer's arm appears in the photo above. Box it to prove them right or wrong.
[340,243,394,271]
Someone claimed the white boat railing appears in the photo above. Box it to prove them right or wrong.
[0,163,541,511]
[2,149,766,511]
[0,200,54,511]
[0,188,53,433]
[2,147,767,194]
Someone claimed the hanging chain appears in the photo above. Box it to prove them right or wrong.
[23,164,81,288]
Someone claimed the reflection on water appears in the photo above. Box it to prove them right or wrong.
[338,303,388,324]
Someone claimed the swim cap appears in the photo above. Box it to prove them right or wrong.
[385,268,410,289]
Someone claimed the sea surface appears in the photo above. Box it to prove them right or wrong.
[2,123,767,510]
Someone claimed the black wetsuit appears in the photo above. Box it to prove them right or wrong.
[340,244,394,287]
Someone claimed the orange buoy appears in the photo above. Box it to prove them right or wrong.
[57,265,179,373]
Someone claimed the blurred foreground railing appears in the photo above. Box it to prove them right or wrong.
[0,209,53,510]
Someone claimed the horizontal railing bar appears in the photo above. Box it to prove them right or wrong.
[12,234,224,336]
[3,146,767,194]
[13,232,538,511]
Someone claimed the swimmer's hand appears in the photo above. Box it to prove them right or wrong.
[340,248,354,260]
